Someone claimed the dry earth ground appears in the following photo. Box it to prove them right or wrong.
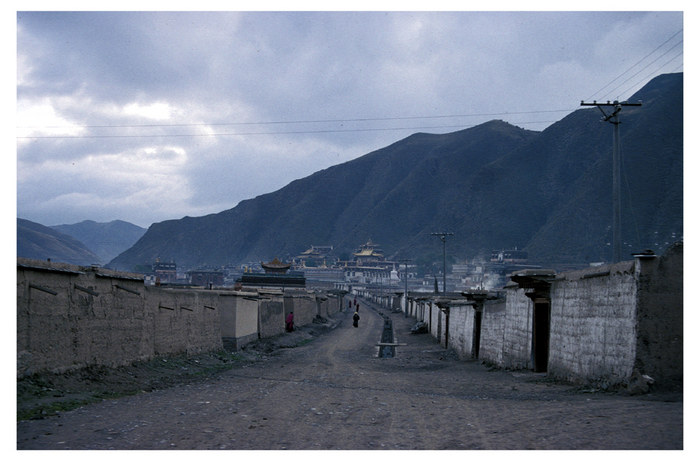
[17,300,683,450]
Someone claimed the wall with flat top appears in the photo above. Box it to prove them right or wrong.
[17,259,221,376]
[500,286,532,370]
[634,242,683,388]
[547,261,638,385]
[399,242,682,390]
[478,298,507,365]
[448,302,475,359]
[17,258,347,376]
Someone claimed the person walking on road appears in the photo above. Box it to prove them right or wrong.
[353,309,360,328]
[285,311,294,332]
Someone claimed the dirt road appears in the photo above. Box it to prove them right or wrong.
[17,300,682,450]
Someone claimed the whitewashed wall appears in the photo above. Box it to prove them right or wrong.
[547,262,638,385]
[501,286,533,369]
[448,303,475,359]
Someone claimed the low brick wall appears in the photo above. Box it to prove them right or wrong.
[148,287,222,357]
[219,291,259,350]
[479,298,506,365]
[284,291,317,327]
[634,242,683,388]
[500,287,532,370]
[16,259,222,376]
[547,261,638,385]
[397,243,682,389]
[17,259,347,376]
[448,302,475,359]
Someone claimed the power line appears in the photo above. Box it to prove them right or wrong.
[16,119,564,140]
[586,28,682,101]
[614,50,683,99]
[598,40,683,101]
[17,31,683,141]
[579,100,642,263]
[17,109,572,130]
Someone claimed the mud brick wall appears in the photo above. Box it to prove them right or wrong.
[429,302,442,344]
[17,259,222,376]
[478,298,507,365]
[410,299,418,319]
[18,259,351,375]
[316,295,337,317]
[400,244,681,388]
[408,299,419,320]
[17,262,149,375]
[547,261,638,386]
[284,291,317,327]
[418,300,428,323]
[219,292,259,350]
[146,287,222,357]
[438,308,447,348]
[392,295,402,312]
[448,303,475,359]
[258,296,285,338]
[634,243,683,388]
[500,287,532,369]
[219,289,340,350]
[258,289,320,338]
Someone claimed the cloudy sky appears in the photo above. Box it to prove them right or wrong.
[15,7,684,229]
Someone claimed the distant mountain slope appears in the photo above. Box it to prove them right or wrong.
[18,218,101,266]
[52,220,146,263]
[110,120,536,270]
[512,72,682,262]
[108,73,682,271]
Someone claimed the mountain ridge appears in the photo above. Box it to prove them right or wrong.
[17,218,101,266]
[51,220,147,263]
[106,72,683,271]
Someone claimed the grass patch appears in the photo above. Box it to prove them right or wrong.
[17,349,248,421]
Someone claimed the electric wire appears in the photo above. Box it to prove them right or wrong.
[17,29,683,141]
[598,41,683,101]
[17,119,563,140]
[17,109,571,132]
[585,28,682,101]
[614,50,683,100]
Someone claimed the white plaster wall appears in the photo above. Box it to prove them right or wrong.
[501,287,532,369]
[429,302,442,343]
[449,304,475,359]
[548,270,638,385]
[479,299,506,365]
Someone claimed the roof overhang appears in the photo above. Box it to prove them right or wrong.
[509,269,556,289]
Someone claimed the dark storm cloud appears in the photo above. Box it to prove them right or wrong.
[16,10,684,227]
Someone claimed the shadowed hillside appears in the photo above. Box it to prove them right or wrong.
[18,219,101,266]
[108,73,683,271]
[52,220,146,263]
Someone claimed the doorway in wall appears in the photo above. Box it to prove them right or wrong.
[532,300,551,372]
[471,308,482,359]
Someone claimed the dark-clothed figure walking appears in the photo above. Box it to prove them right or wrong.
[353,310,360,328]
[286,311,294,332]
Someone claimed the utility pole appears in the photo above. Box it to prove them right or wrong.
[580,100,642,263]
[431,232,453,294]
[398,258,412,317]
